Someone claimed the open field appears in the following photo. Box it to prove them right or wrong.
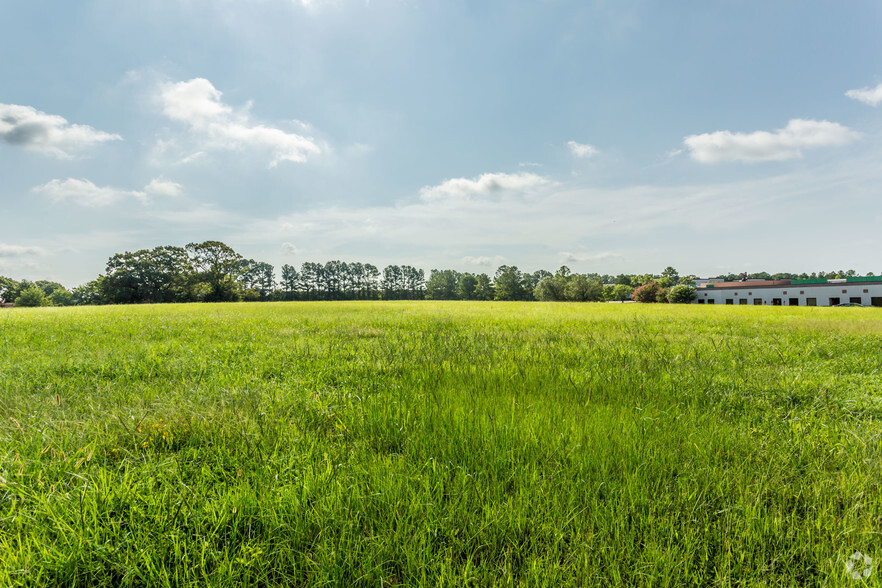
[1,302,881,586]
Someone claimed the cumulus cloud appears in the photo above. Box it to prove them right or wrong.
[0,244,45,257]
[145,178,183,197]
[159,78,321,167]
[684,119,860,163]
[462,255,505,266]
[419,172,549,202]
[0,103,121,158]
[846,83,882,106]
[33,177,183,207]
[568,141,599,158]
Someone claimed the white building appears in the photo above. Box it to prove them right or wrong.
[695,277,882,307]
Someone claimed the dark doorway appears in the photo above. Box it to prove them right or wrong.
[789,298,799,306]
[829,297,840,306]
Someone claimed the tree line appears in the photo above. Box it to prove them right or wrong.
[0,240,875,307]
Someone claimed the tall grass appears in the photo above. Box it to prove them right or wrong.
[1,302,880,586]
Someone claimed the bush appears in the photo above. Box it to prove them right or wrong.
[669,284,697,304]
[656,287,670,303]
[632,282,661,303]
[15,286,48,307]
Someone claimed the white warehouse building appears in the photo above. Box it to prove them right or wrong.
[695,277,882,307]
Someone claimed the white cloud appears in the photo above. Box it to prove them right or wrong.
[0,244,46,258]
[684,119,860,163]
[33,177,184,207]
[33,178,146,207]
[419,172,549,201]
[846,83,882,106]
[281,242,301,255]
[145,178,183,197]
[568,140,599,158]
[462,255,505,266]
[0,103,121,158]
[159,78,322,167]
[559,251,621,264]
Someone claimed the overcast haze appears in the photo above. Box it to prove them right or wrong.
[2,0,882,287]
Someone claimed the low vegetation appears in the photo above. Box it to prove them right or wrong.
[1,302,880,585]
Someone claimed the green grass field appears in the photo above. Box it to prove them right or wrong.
[1,302,881,586]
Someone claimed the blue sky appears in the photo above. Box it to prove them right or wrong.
[2,0,882,286]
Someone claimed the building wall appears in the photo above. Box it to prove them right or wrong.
[696,282,882,307]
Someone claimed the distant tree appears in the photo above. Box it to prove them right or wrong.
[382,265,403,299]
[102,246,194,304]
[474,273,494,300]
[71,279,105,305]
[564,274,603,302]
[668,284,697,304]
[280,264,300,299]
[662,266,679,281]
[362,264,380,299]
[426,269,460,300]
[494,265,526,301]
[239,260,275,299]
[522,270,551,301]
[48,288,74,306]
[610,283,633,302]
[534,276,566,301]
[187,241,243,302]
[657,276,676,288]
[401,265,425,299]
[457,273,478,300]
[15,285,48,307]
[634,273,655,287]
[0,276,18,303]
[614,274,633,286]
[633,281,661,303]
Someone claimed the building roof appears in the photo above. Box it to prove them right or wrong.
[697,280,790,289]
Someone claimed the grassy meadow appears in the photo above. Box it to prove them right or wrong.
[1,301,881,586]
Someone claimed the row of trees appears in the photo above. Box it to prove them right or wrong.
[0,242,874,307]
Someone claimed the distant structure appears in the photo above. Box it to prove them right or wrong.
[695,276,882,307]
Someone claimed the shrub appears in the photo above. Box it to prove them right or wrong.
[656,287,670,303]
[669,284,697,304]
[633,281,661,303]
[15,286,48,307]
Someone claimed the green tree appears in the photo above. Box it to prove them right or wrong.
[474,273,494,300]
[610,283,633,302]
[0,276,19,303]
[186,241,243,302]
[239,260,275,299]
[534,276,566,301]
[280,264,300,299]
[668,284,697,304]
[564,274,603,302]
[426,269,460,300]
[15,285,48,307]
[457,273,478,300]
[72,279,105,305]
[662,266,679,282]
[48,288,74,306]
[493,266,526,301]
